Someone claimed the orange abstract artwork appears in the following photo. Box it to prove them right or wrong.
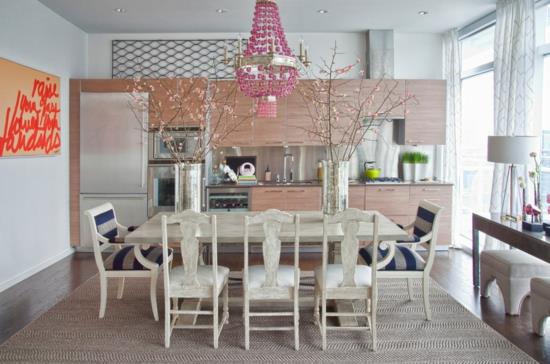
[0,58,61,157]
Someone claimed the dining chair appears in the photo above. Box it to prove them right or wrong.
[162,210,229,349]
[359,200,443,321]
[243,209,300,350]
[84,203,173,320]
[314,208,380,351]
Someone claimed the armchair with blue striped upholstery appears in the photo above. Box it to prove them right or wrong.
[359,200,443,321]
[85,203,173,320]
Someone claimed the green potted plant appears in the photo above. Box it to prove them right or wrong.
[401,151,429,181]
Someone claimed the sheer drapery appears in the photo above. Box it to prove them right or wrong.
[436,29,462,247]
[488,0,535,250]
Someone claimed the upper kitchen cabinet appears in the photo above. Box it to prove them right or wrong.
[253,97,288,147]
[147,78,207,129]
[366,79,406,119]
[210,80,254,147]
[285,80,321,146]
[396,80,447,145]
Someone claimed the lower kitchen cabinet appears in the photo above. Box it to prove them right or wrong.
[348,186,366,209]
[365,185,410,216]
[250,186,321,211]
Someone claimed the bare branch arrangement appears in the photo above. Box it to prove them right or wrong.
[299,43,416,162]
[128,68,252,164]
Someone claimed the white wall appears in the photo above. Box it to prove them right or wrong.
[394,32,443,79]
[0,0,87,291]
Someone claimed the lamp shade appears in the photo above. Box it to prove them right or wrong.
[487,136,538,165]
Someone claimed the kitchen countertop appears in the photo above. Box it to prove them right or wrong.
[207,180,454,188]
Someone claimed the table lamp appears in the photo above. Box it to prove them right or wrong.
[487,136,538,222]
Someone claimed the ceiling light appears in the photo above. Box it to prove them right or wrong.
[113,8,126,13]
[317,9,329,14]
[418,10,429,16]
[216,8,228,14]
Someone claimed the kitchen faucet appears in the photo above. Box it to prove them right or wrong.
[283,151,294,183]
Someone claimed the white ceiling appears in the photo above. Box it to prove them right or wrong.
[38,0,496,34]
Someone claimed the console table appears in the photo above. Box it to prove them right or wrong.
[472,213,550,287]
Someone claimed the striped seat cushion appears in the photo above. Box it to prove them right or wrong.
[104,246,173,271]
[94,209,118,242]
[359,244,425,271]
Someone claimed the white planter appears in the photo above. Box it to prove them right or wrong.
[414,163,428,181]
[402,163,414,182]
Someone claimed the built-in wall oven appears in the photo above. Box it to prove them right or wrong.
[147,162,176,217]
[148,129,199,161]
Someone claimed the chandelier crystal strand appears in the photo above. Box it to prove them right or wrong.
[236,0,299,118]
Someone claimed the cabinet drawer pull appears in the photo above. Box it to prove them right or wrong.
[407,139,425,144]
[264,190,283,193]
[422,188,441,192]
[287,190,305,193]
[378,188,395,192]
[266,141,283,144]
[287,141,304,144]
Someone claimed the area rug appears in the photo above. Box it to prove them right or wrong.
[0,276,535,363]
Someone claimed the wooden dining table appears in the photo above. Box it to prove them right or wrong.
[125,210,409,245]
[125,210,409,326]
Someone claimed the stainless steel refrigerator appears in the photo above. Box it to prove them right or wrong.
[79,92,148,248]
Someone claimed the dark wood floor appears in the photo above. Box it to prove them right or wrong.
[1,249,549,363]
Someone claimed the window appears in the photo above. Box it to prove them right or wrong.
[546,5,550,43]
[457,25,495,244]
[541,55,550,215]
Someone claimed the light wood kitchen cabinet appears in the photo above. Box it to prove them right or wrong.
[253,97,288,146]
[285,81,321,146]
[365,185,410,217]
[250,186,322,211]
[363,79,406,119]
[409,185,453,245]
[147,78,207,128]
[348,186,366,210]
[397,80,446,145]
[285,187,322,211]
[210,80,254,147]
[250,188,286,211]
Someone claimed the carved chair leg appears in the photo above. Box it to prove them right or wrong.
[117,277,125,299]
[150,269,159,321]
[294,290,300,351]
[244,294,250,350]
[165,294,171,348]
[223,281,229,324]
[423,275,431,321]
[213,292,219,349]
[321,294,327,351]
[313,285,320,325]
[407,278,414,301]
[99,274,108,319]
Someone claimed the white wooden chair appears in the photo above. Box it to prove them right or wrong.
[359,200,443,321]
[162,210,229,349]
[243,209,300,350]
[85,203,173,320]
[314,209,380,351]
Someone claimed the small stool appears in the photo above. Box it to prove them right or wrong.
[531,277,550,336]
[480,250,550,315]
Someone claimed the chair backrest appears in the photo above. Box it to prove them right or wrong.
[413,200,444,269]
[322,208,379,288]
[244,209,300,288]
[84,203,121,271]
[162,210,215,290]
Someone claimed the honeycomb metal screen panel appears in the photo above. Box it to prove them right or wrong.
[112,39,247,79]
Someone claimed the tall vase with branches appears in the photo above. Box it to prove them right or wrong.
[299,44,415,213]
[128,71,251,211]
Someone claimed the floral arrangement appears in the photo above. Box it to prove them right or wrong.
[519,152,542,223]
[129,74,251,165]
[298,44,415,162]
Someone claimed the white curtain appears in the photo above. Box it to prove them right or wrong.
[436,29,462,247]
[487,0,535,250]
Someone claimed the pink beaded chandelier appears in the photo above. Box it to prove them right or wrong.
[236,0,299,118]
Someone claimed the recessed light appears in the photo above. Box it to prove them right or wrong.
[113,8,126,13]
[317,9,329,14]
[216,8,228,14]
[418,10,429,16]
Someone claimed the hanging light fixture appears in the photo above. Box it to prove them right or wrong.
[235,0,300,118]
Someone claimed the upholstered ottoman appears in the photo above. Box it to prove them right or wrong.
[480,250,550,315]
[531,277,550,336]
